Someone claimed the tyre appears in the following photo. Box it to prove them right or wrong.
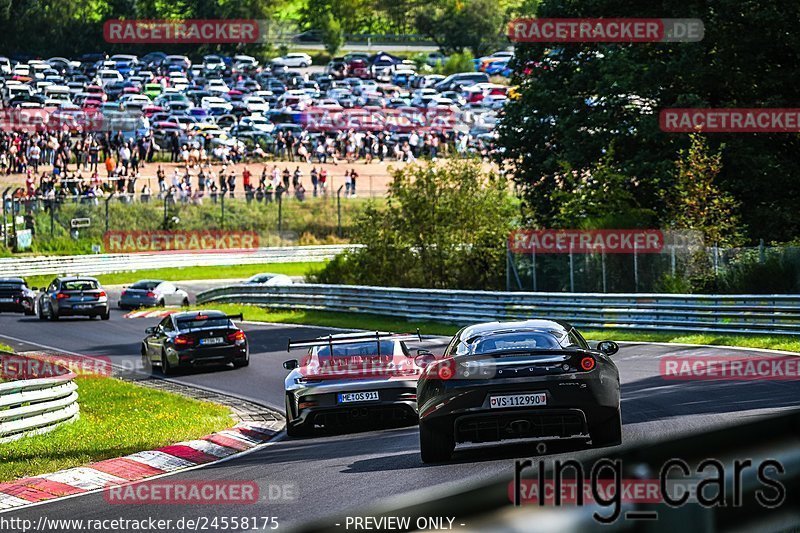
[161,349,175,376]
[233,357,249,368]
[181,298,190,307]
[48,304,59,321]
[285,395,309,437]
[419,421,455,463]
[141,346,154,374]
[37,301,46,320]
[158,299,165,307]
[101,311,110,320]
[590,410,623,448]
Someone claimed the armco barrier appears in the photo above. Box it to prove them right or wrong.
[0,245,359,278]
[0,356,79,442]
[196,284,800,336]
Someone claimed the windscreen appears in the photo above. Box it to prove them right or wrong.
[176,317,231,331]
[130,281,159,290]
[315,340,398,365]
[472,332,562,354]
[61,280,99,291]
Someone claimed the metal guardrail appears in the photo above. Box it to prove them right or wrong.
[0,355,79,442]
[196,284,800,336]
[0,245,359,278]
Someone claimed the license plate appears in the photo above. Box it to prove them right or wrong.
[73,304,92,309]
[200,337,224,345]
[0,298,13,303]
[338,391,379,403]
[489,393,547,409]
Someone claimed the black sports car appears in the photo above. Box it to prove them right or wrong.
[0,277,37,315]
[141,310,249,374]
[415,319,621,463]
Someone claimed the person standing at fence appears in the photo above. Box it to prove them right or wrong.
[310,167,319,197]
[156,165,166,197]
[282,167,290,191]
[319,167,327,195]
[28,143,40,174]
[89,140,99,173]
[105,154,116,178]
[344,169,351,197]
[227,171,236,198]
[349,169,358,198]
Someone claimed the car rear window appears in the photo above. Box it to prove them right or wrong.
[316,341,398,362]
[61,280,98,290]
[131,281,159,290]
[472,332,562,353]
[0,282,23,289]
[176,317,231,330]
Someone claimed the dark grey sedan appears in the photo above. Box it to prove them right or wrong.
[37,277,110,320]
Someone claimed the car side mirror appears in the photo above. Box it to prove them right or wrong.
[30,287,38,291]
[596,340,619,356]
[415,350,436,369]
[145,326,157,334]
[283,359,299,370]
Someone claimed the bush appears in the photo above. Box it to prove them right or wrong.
[442,51,475,75]
[311,160,519,290]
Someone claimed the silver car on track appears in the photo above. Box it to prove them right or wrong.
[282,331,425,437]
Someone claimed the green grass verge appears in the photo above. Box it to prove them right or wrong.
[24,261,326,289]
[192,303,800,353]
[0,375,232,482]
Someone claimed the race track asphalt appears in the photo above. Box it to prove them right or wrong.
[1,306,798,531]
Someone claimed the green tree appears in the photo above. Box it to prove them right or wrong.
[313,161,519,289]
[415,0,506,56]
[320,13,344,56]
[668,134,742,247]
[499,0,800,243]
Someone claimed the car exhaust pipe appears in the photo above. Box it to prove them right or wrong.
[509,419,531,434]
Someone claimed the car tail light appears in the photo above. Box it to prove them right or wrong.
[580,356,596,371]
[121,290,127,296]
[97,291,106,298]
[146,291,156,298]
[227,330,246,343]
[56,292,69,300]
[298,400,318,410]
[174,334,195,347]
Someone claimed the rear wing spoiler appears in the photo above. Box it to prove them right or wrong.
[287,329,422,354]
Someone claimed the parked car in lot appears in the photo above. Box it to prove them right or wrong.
[37,277,110,320]
[415,319,621,462]
[0,277,37,315]
[141,310,249,374]
[271,53,312,68]
[118,280,190,309]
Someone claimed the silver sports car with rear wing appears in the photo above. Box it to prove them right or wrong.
[282,331,425,437]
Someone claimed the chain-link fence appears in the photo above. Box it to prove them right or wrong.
[1,189,363,254]
[506,241,800,294]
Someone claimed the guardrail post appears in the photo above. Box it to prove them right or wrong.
[601,250,607,293]
[531,247,537,292]
[634,242,639,292]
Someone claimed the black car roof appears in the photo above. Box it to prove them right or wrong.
[0,277,25,283]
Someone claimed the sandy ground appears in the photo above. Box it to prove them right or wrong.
[1,157,502,198]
